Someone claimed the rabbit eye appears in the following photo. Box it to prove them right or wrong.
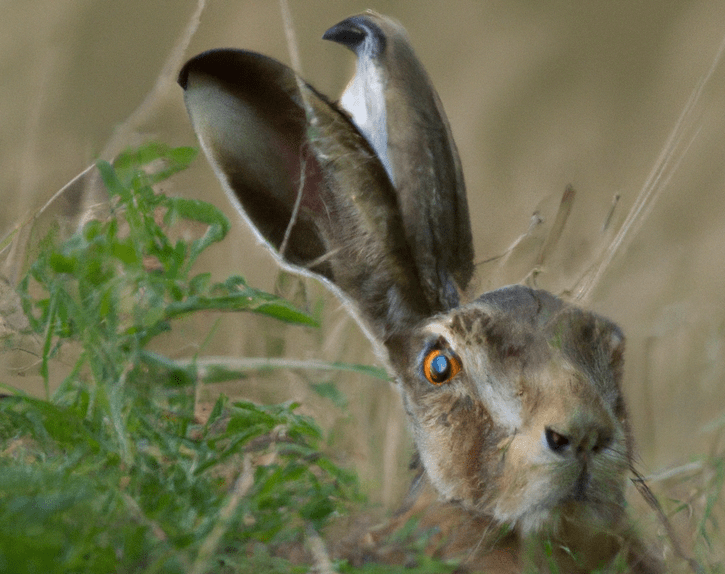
[423,349,462,385]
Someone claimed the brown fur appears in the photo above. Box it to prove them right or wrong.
[332,470,661,573]
[373,286,661,571]
[180,12,664,572]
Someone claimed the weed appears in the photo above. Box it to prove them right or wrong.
[0,143,363,573]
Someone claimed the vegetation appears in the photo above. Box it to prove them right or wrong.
[0,141,722,573]
[0,144,381,573]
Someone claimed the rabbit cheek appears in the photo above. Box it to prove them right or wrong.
[405,389,499,506]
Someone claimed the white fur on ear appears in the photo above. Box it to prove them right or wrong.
[324,12,474,311]
[340,53,391,182]
[326,18,393,183]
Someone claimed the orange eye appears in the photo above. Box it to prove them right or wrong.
[423,349,462,385]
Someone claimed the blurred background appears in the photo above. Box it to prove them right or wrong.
[2,0,725,529]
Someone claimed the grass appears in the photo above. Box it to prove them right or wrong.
[0,134,721,574]
[1,3,724,570]
[0,143,386,573]
[0,138,722,571]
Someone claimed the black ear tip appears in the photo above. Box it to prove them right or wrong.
[323,14,387,55]
[322,19,366,49]
[177,50,237,91]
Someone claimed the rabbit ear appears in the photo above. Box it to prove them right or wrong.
[178,49,432,340]
[324,12,474,309]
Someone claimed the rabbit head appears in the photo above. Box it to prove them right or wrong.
[179,11,632,535]
[393,287,631,533]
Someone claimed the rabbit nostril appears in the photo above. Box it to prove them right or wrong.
[545,427,570,452]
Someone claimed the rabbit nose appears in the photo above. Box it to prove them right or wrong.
[544,424,612,457]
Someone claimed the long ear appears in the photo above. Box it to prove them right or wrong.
[178,49,432,341]
[323,12,474,309]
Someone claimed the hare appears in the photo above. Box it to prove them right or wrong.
[179,11,663,573]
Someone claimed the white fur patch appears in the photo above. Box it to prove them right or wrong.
[339,49,393,184]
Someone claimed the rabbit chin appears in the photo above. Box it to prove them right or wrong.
[492,484,628,535]
[488,437,629,535]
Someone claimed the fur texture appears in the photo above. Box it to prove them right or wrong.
[179,11,662,572]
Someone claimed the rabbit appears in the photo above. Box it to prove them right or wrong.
[178,11,663,573]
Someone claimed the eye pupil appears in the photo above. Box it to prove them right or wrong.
[423,347,461,385]
[430,354,450,380]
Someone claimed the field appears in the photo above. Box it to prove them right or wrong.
[1,1,724,571]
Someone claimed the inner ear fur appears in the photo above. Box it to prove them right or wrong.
[179,49,435,340]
